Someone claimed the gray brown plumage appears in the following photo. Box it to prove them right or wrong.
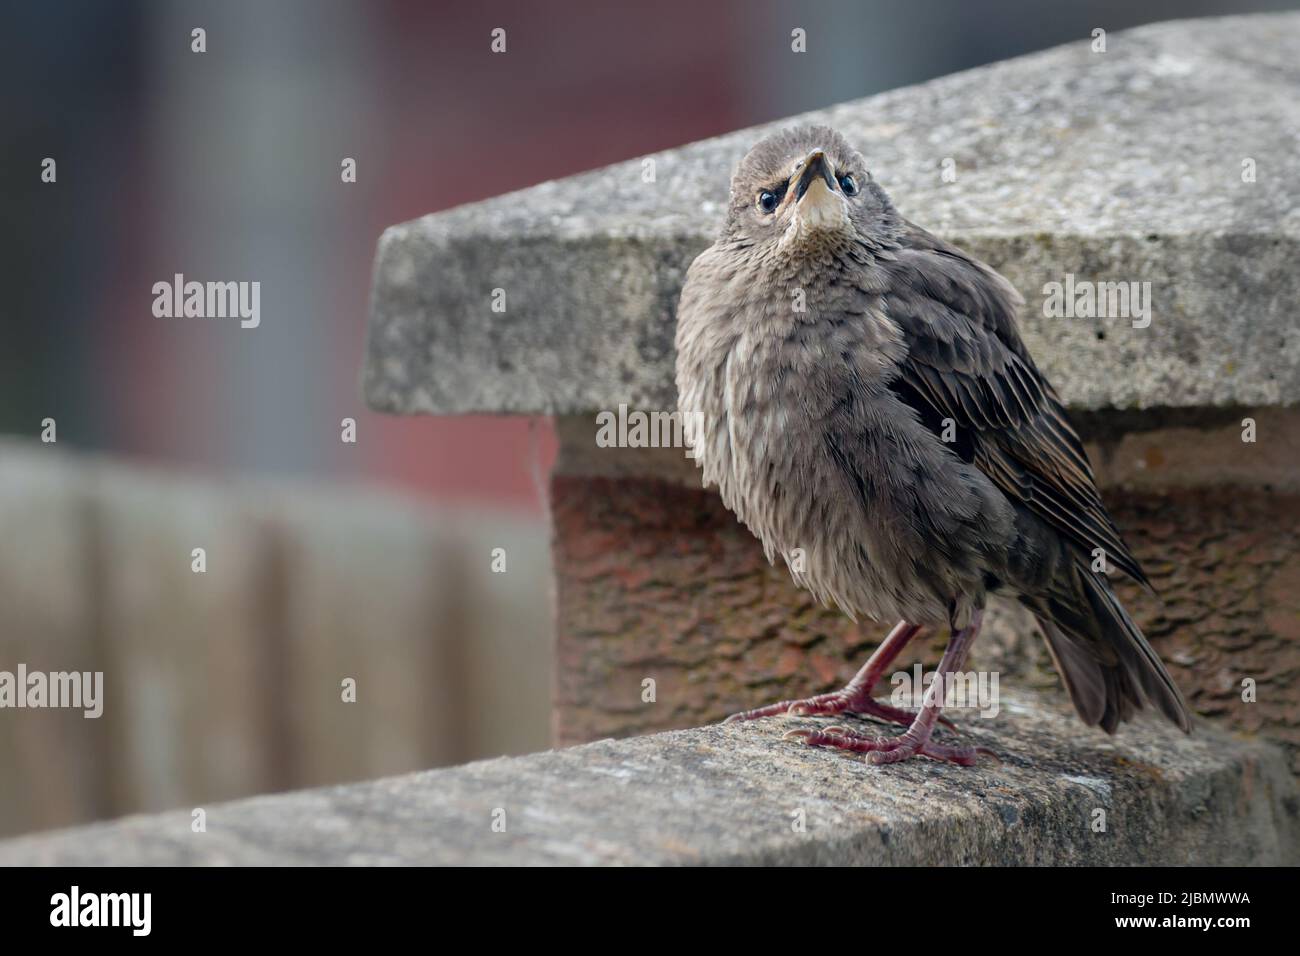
[675,126,1190,763]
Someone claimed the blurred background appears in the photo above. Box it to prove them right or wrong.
[1,0,1294,838]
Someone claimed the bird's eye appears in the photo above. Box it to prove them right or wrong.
[757,190,779,213]
[839,174,858,196]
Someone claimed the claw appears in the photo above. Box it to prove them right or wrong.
[733,616,997,768]
[779,719,999,767]
[865,739,998,767]
[721,622,928,730]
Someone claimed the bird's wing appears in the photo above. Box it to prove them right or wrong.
[878,222,1149,587]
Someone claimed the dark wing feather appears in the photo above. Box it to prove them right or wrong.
[879,222,1150,588]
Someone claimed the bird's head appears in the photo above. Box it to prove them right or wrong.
[723,125,896,258]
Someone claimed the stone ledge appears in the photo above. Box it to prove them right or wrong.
[363,14,1300,419]
[2,691,1295,865]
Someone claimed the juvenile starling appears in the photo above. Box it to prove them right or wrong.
[675,126,1191,765]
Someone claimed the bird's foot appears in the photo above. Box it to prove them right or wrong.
[783,724,999,767]
[721,621,948,730]
[723,689,952,731]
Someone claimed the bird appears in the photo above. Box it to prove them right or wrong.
[674,125,1191,765]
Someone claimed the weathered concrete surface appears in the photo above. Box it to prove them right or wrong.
[1,691,1295,865]
[364,14,1300,418]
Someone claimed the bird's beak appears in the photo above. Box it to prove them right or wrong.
[781,148,848,237]
[791,149,837,203]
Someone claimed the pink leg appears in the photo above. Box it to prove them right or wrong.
[786,609,998,767]
[722,621,952,730]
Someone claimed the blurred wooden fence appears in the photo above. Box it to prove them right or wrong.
[0,439,552,838]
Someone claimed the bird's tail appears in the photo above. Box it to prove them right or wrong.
[1024,561,1191,734]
